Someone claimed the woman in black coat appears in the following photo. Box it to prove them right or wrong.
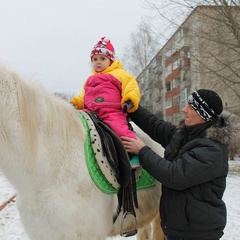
[121,89,240,240]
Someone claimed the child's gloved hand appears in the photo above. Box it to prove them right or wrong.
[70,102,76,108]
[122,100,133,113]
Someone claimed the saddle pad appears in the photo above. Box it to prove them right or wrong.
[77,111,156,194]
[81,110,120,190]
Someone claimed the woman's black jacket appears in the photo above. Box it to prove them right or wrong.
[129,106,239,239]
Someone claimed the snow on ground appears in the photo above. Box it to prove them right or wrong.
[1,160,240,240]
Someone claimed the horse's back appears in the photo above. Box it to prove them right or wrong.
[0,65,118,240]
[131,122,164,156]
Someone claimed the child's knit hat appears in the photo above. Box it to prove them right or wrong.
[90,36,115,62]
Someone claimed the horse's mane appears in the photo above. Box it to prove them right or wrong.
[0,64,83,155]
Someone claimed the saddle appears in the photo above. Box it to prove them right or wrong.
[86,111,131,187]
[83,111,139,236]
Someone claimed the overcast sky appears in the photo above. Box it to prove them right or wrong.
[0,0,153,95]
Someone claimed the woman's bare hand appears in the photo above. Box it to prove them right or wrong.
[121,136,146,154]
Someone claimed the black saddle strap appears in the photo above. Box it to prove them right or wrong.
[84,111,138,226]
[131,170,138,208]
[113,169,139,224]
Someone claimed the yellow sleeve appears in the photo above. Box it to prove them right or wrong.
[118,71,141,112]
[70,89,85,110]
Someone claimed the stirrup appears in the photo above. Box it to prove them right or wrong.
[120,211,138,237]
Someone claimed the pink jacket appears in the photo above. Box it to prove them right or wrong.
[71,60,141,139]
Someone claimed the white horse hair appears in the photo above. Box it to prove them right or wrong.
[0,64,165,240]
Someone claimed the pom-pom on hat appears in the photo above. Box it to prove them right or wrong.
[188,89,223,121]
[90,36,115,62]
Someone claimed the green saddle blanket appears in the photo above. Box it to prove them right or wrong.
[77,111,156,194]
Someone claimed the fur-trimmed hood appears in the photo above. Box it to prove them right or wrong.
[207,111,240,155]
[179,111,240,155]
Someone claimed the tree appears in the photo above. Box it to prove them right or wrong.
[121,20,160,77]
[54,92,74,102]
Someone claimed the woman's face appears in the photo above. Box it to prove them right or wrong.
[182,104,206,126]
[91,54,111,72]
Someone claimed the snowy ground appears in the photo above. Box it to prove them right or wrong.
[1,160,240,240]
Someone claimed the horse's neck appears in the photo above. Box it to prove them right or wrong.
[132,123,164,156]
[0,147,36,194]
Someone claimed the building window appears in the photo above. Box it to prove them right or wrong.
[165,64,172,77]
[180,88,189,110]
[173,95,180,106]
[176,28,183,42]
[173,77,180,89]
[173,58,179,70]
[166,98,172,108]
[185,70,191,81]
[165,48,172,58]
[166,81,172,92]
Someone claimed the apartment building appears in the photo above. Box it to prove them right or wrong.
[137,5,240,124]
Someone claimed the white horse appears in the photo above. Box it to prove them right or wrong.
[0,65,165,240]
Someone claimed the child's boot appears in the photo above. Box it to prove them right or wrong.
[130,155,140,169]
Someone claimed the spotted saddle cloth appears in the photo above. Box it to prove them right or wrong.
[77,110,156,194]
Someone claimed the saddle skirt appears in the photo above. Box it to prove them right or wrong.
[81,110,121,190]
[77,110,156,194]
